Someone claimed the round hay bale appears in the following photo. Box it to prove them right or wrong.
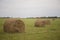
[52,18,56,21]
[44,20,51,25]
[34,19,51,27]
[3,18,25,33]
[35,20,46,27]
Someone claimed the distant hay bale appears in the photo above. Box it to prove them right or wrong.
[52,18,56,21]
[3,18,25,33]
[44,20,51,25]
[34,19,51,27]
[35,20,46,27]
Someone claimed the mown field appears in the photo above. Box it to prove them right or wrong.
[0,18,60,40]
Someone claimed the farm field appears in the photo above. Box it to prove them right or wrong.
[0,18,60,40]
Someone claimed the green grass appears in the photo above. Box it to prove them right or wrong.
[0,18,60,40]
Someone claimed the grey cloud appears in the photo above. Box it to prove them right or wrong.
[0,0,60,17]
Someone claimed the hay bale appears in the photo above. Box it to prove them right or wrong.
[44,20,51,25]
[34,19,51,27]
[35,20,46,27]
[52,18,55,21]
[3,18,25,33]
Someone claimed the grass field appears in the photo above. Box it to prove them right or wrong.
[0,18,60,40]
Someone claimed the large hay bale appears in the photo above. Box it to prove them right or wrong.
[3,18,25,33]
[34,19,51,27]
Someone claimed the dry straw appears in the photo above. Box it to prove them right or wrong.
[3,18,25,33]
[35,19,51,27]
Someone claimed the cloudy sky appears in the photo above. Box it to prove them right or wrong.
[0,0,60,17]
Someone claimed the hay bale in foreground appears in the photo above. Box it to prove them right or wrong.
[3,18,25,33]
[34,19,51,27]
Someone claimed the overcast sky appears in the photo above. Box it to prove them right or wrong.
[0,0,60,18]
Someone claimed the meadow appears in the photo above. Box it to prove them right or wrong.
[0,18,60,40]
